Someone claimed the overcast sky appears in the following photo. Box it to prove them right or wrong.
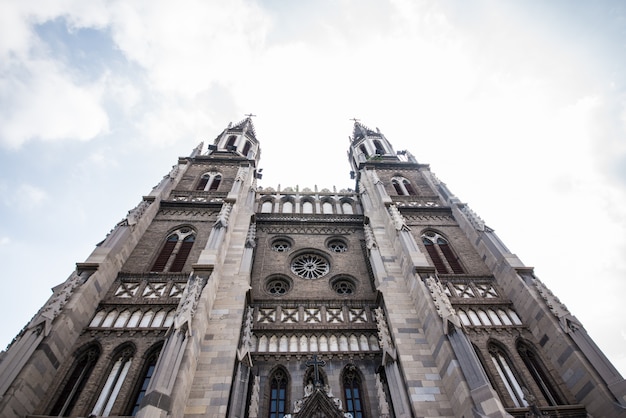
[1,0,625,376]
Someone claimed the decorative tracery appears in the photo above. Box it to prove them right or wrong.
[291,254,330,279]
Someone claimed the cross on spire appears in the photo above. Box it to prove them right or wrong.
[349,117,360,123]
[245,113,257,118]
[305,355,326,387]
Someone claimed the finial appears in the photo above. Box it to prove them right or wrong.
[349,117,360,123]
[245,113,257,119]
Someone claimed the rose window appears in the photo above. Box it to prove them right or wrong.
[328,240,347,252]
[291,254,330,279]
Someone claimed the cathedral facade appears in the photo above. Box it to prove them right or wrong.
[1,118,624,418]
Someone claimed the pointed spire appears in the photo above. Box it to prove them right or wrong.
[230,114,257,141]
[352,120,382,142]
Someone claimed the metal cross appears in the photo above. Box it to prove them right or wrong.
[245,113,257,118]
[349,117,360,123]
[305,354,326,387]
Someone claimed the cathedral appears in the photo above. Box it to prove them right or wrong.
[1,117,625,418]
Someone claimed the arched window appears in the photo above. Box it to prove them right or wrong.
[242,141,252,157]
[402,179,416,195]
[392,180,404,195]
[226,135,237,148]
[391,176,416,196]
[268,369,288,418]
[196,172,222,191]
[359,144,369,159]
[261,200,273,213]
[282,201,293,214]
[50,345,100,416]
[342,201,354,214]
[343,366,364,418]
[421,231,464,274]
[517,341,563,406]
[302,201,313,214]
[150,227,196,272]
[91,345,135,416]
[488,343,528,408]
[128,344,162,416]
[322,201,333,214]
[373,139,385,155]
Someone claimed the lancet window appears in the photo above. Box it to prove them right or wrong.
[226,135,237,148]
[488,343,528,408]
[391,176,416,196]
[517,341,563,406]
[128,344,162,416]
[421,231,464,274]
[195,172,222,191]
[268,368,288,418]
[242,141,252,157]
[150,227,196,272]
[91,344,135,417]
[373,139,385,155]
[343,366,365,418]
[49,344,100,416]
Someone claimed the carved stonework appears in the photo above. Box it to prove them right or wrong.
[374,308,394,351]
[214,202,233,227]
[459,204,485,231]
[248,374,260,418]
[363,224,377,249]
[173,275,207,330]
[38,271,83,323]
[246,222,257,248]
[257,225,359,235]
[425,276,461,333]
[533,277,570,319]
[235,166,249,182]
[127,199,151,226]
[376,373,391,418]
[388,204,408,231]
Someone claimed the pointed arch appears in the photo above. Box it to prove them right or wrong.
[391,176,416,196]
[517,340,564,406]
[150,227,196,272]
[127,342,163,416]
[226,135,237,148]
[301,200,314,214]
[242,141,252,157]
[322,200,334,214]
[196,171,223,191]
[342,365,366,418]
[488,341,528,407]
[91,343,136,416]
[373,139,385,155]
[49,343,101,416]
[282,199,294,214]
[421,230,465,274]
[268,366,289,418]
[261,199,274,213]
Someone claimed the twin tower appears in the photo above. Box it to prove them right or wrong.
[0,117,624,417]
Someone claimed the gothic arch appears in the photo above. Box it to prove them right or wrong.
[49,342,102,417]
[91,342,137,416]
[321,198,335,214]
[150,226,197,273]
[420,230,465,274]
[266,365,290,418]
[486,340,529,408]
[516,339,565,406]
[281,197,295,214]
[340,364,368,418]
[195,171,222,191]
[126,341,164,416]
[301,198,315,214]
[260,198,274,213]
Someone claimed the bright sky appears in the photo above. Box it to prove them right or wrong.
[1,0,625,376]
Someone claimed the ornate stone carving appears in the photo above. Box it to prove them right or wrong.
[533,277,570,319]
[214,202,232,228]
[38,271,83,323]
[245,222,256,248]
[374,308,394,351]
[126,199,151,226]
[364,223,377,249]
[247,374,260,418]
[376,373,391,418]
[460,204,485,231]
[388,204,409,231]
[425,276,461,333]
[173,275,207,330]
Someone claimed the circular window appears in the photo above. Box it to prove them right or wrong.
[327,239,347,252]
[291,253,330,279]
[271,238,292,252]
[331,278,356,295]
[266,277,292,296]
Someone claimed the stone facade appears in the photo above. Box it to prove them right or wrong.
[0,118,624,418]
